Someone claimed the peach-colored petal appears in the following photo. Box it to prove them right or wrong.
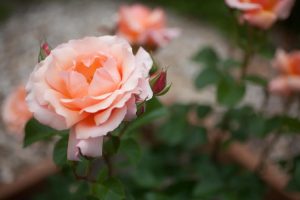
[61,71,89,98]
[94,93,133,125]
[117,4,178,47]
[275,0,295,19]
[124,96,137,121]
[2,86,32,135]
[269,77,291,96]
[67,128,103,161]
[76,106,127,139]
[273,49,290,73]
[89,68,118,96]
[225,0,260,10]
[243,10,277,29]
[26,91,67,130]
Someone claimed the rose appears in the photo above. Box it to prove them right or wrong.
[2,85,32,136]
[117,4,180,49]
[225,0,295,29]
[26,36,153,160]
[269,49,300,95]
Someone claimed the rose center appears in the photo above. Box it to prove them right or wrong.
[74,55,107,83]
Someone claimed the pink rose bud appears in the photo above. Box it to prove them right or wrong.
[26,36,153,161]
[117,4,180,50]
[225,0,295,29]
[38,42,51,62]
[269,49,300,95]
[150,70,170,96]
[2,85,32,138]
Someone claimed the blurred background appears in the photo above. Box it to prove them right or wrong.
[0,0,300,200]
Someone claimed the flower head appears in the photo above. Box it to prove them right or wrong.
[269,49,300,95]
[117,4,180,50]
[225,0,295,29]
[26,36,153,160]
[2,85,32,137]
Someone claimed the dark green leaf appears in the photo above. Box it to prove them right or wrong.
[120,138,141,165]
[103,136,120,156]
[192,46,219,67]
[217,77,245,107]
[286,160,300,192]
[196,105,212,118]
[53,135,68,167]
[221,59,240,70]
[195,68,221,89]
[24,118,67,147]
[124,97,168,135]
[245,75,268,87]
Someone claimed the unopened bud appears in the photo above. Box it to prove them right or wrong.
[136,102,146,116]
[151,70,170,96]
[38,42,51,62]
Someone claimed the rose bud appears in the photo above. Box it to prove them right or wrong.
[2,85,32,138]
[136,101,146,116]
[150,70,171,96]
[26,36,153,161]
[225,0,295,29]
[116,4,180,51]
[269,49,300,96]
[38,42,51,62]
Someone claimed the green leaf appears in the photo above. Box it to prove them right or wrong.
[24,118,67,147]
[195,68,221,89]
[217,77,245,107]
[245,75,268,87]
[196,105,212,118]
[183,125,207,149]
[286,159,300,192]
[103,178,125,197]
[159,105,189,146]
[103,136,120,156]
[93,178,125,200]
[193,181,223,197]
[53,135,68,167]
[120,138,141,165]
[221,59,240,70]
[124,97,168,135]
[192,46,219,67]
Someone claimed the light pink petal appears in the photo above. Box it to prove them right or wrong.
[67,128,103,161]
[225,0,261,10]
[102,57,121,83]
[269,77,291,96]
[136,78,153,101]
[26,92,67,130]
[94,93,132,125]
[148,8,165,27]
[76,106,127,139]
[273,49,290,73]
[61,71,89,98]
[124,96,137,121]
[275,0,295,19]
[135,47,153,77]
[243,11,277,29]
[43,90,86,127]
[89,68,118,96]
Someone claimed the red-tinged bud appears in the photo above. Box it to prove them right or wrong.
[151,70,167,95]
[41,42,51,55]
[136,102,146,116]
[38,42,51,62]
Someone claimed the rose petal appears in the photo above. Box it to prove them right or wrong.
[76,106,127,139]
[67,128,103,161]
